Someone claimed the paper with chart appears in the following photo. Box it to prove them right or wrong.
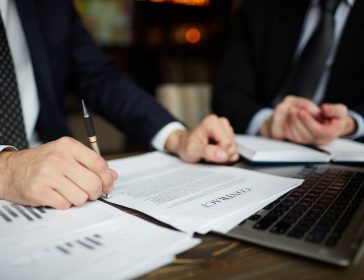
[0,200,199,280]
[107,152,303,234]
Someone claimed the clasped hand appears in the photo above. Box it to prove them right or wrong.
[260,96,356,145]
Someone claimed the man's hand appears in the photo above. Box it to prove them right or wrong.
[259,96,321,140]
[259,95,357,145]
[0,137,118,209]
[284,103,357,145]
[165,115,239,163]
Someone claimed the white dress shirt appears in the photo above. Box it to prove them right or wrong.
[246,0,364,139]
[0,0,184,152]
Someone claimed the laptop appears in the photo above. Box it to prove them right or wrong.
[221,163,364,266]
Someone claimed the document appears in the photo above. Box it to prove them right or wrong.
[236,135,364,163]
[0,200,199,280]
[106,152,303,234]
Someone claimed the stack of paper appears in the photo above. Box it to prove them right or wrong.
[236,135,364,163]
[0,200,199,280]
[107,152,303,234]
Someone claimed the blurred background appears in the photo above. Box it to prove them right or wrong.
[68,0,240,155]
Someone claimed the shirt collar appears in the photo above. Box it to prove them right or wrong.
[312,0,354,7]
[347,0,355,7]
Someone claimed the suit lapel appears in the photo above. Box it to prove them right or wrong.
[264,0,310,100]
[14,0,55,103]
[14,0,71,141]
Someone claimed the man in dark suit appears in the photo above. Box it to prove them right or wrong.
[0,0,238,209]
[213,0,363,145]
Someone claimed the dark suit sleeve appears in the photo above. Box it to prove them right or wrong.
[68,5,177,147]
[213,3,269,134]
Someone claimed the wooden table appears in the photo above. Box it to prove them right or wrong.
[103,202,364,280]
[144,235,364,280]
[106,154,364,279]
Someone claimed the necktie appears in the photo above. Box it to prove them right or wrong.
[0,14,28,150]
[278,0,342,101]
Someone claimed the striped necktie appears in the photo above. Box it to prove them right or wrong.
[278,0,342,101]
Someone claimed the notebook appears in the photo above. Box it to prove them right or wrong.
[220,163,364,266]
[236,135,364,163]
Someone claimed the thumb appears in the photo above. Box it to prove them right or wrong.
[203,144,228,163]
[321,103,347,118]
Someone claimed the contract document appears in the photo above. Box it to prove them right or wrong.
[0,200,199,280]
[107,152,303,234]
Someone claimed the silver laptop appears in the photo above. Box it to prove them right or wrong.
[222,163,364,266]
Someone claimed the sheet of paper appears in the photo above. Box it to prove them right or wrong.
[107,152,303,234]
[211,190,289,233]
[236,135,364,163]
[236,135,332,163]
[322,138,364,162]
[0,200,199,280]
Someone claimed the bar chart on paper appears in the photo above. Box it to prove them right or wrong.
[0,203,48,223]
[55,234,103,255]
[0,200,114,256]
[0,200,200,280]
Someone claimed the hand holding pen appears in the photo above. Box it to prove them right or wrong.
[82,99,112,199]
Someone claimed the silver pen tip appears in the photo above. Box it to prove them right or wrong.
[81,99,89,118]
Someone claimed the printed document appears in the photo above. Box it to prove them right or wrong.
[0,200,199,280]
[107,152,303,234]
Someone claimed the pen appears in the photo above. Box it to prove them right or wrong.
[81,99,109,199]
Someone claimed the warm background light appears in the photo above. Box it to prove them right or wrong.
[172,25,205,45]
[185,27,201,44]
[138,0,210,6]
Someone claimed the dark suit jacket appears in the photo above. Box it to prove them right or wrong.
[14,0,176,147]
[213,0,364,141]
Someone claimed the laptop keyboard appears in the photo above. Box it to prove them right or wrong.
[247,167,364,247]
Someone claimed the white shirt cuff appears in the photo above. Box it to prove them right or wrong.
[346,110,364,139]
[0,145,17,152]
[151,122,186,151]
[246,108,273,135]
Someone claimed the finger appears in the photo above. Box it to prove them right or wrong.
[37,188,72,210]
[52,176,89,206]
[288,108,312,144]
[111,169,119,181]
[217,117,238,157]
[321,103,348,118]
[202,115,235,149]
[297,110,336,145]
[202,144,229,163]
[229,152,240,162]
[219,117,235,138]
[64,138,115,191]
[282,96,320,115]
[285,112,304,143]
[226,143,239,162]
[284,122,294,141]
[297,110,324,136]
[271,103,289,139]
[61,161,103,200]
[219,118,239,160]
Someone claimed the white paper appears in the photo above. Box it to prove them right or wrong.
[236,135,331,163]
[321,138,364,162]
[236,135,364,163]
[107,152,303,234]
[0,200,199,280]
[211,190,289,233]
